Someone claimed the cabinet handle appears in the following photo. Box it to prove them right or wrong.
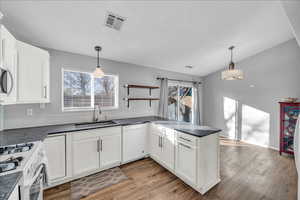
[97,140,100,152]
[158,136,161,147]
[179,142,192,149]
[100,139,103,152]
[179,136,192,142]
[2,39,5,63]
[160,136,163,148]
[44,86,47,98]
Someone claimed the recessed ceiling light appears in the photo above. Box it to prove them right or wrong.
[185,65,193,69]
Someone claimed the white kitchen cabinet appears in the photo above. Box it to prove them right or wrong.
[149,124,175,171]
[72,135,100,176]
[175,138,197,185]
[71,127,121,176]
[122,124,148,163]
[16,40,50,103]
[160,128,175,170]
[100,133,121,168]
[0,25,17,104]
[44,134,66,181]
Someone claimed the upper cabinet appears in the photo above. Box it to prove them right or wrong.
[0,25,17,104]
[16,40,50,103]
[0,24,50,105]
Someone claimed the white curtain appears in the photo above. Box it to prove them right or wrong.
[193,82,201,125]
[158,78,168,118]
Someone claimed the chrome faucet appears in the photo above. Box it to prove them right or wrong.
[93,104,102,122]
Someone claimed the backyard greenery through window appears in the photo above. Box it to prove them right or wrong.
[63,69,118,111]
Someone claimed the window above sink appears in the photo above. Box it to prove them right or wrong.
[62,69,119,112]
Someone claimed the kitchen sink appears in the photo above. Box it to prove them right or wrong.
[75,120,118,128]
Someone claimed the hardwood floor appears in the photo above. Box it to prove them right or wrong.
[44,138,297,200]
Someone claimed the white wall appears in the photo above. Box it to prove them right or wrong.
[203,39,300,150]
[3,48,201,129]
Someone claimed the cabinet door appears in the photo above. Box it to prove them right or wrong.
[44,135,66,181]
[175,142,197,185]
[161,128,175,170]
[100,133,121,168]
[0,25,17,103]
[122,124,148,163]
[150,130,162,161]
[72,137,100,176]
[16,40,49,103]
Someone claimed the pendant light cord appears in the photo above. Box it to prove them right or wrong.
[97,49,100,68]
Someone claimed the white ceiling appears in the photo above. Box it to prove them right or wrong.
[0,1,294,76]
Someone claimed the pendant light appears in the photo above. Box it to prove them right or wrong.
[221,46,243,80]
[93,46,104,78]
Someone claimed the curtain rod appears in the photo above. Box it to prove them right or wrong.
[156,77,202,84]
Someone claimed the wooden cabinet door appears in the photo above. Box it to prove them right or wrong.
[16,40,49,103]
[175,141,197,185]
[161,128,175,170]
[44,135,66,181]
[72,136,100,176]
[122,124,148,163]
[100,133,121,168]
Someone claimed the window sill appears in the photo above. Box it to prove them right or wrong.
[62,106,119,112]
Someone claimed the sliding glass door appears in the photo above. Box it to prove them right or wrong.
[168,83,194,123]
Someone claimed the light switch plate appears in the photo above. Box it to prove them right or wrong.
[26,108,33,116]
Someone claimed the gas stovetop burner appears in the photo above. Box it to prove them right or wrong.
[0,143,34,155]
[0,156,23,173]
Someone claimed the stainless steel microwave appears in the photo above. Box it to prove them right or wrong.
[0,67,13,95]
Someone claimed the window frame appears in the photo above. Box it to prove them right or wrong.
[61,68,119,112]
[168,81,195,123]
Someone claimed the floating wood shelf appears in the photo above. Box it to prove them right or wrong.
[123,98,160,108]
[124,84,159,96]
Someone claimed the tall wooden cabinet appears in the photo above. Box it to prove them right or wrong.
[279,102,300,155]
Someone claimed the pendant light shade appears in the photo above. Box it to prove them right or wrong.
[93,46,105,78]
[222,46,243,80]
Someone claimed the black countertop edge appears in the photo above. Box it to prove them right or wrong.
[0,172,22,200]
[174,128,222,137]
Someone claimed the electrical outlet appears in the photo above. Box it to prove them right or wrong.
[26,108,33,116]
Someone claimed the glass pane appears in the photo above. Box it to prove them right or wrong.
[168,86,178,120]
[94,76,116,107]
[63,71,91,108]
[178,87,193,122]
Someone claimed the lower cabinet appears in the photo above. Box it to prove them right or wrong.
[71,126,121,177]
[72,136,100,176]
[149,124,175,171]
[99,131,121,168]
[175,141,197,185]
[44,134,66,181]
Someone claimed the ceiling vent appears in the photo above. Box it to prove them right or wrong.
[105,12,125,31]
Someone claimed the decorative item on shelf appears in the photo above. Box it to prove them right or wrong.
[221,46,244,80]
[123,84,160,108]
[93,46,105,78]
[283,97,298,103]
[279,102,300,155]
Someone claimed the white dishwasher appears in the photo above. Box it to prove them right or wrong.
[122,123,149,164]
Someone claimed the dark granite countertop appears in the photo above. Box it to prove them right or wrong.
[0,116,221,147]
[153,121,221,137]
[0,172,22,200]
[0,116,165,146]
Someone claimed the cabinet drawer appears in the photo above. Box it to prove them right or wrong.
[177,131,197,146]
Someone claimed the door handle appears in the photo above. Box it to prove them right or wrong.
[100,139,103,152]
[179,142,192,149]
[44,86,47,98]
[97,140,100,152]
[6,69,13,95]
[179,137,191,142]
